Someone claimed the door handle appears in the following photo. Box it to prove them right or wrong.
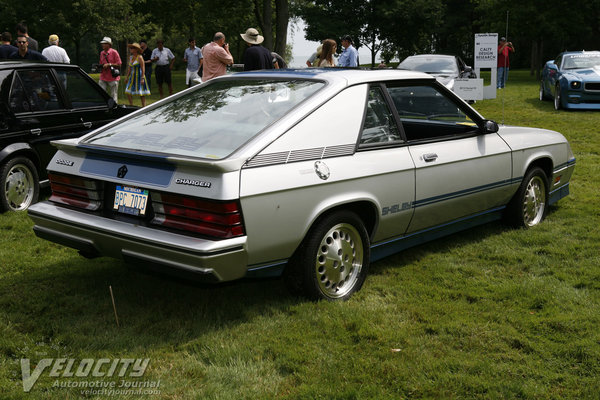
[422,153,438,162]
[30,128,41,136]
[83,122,92,129]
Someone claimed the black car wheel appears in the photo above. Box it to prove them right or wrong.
[554,84,562,110]
[284,210,370,301]
[0,157,39,212]
[506,167,549,228]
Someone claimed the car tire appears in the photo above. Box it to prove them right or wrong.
[284,210,370,301]
[539,82,549,101]
[506,167,549,228]
[0,157,39,212]
[554,84,562,110]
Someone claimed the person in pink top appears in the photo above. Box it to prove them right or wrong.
[201,32,233,81]
[98,36,122,103]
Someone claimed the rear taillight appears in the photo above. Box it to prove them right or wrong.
[151,193,244,239]
[48,173,102,211]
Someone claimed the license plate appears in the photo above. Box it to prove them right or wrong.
[114,185,149,216]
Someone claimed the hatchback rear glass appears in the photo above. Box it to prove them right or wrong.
[84,79,324,159]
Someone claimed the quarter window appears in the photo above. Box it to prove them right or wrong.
[386,85,477,141]
[58,69,107,108]
[359,87,402,146]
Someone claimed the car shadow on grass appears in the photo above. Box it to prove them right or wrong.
[368,205,560,276]
[0,253,301,353]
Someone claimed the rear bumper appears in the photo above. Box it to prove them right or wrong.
[28,201,248,282]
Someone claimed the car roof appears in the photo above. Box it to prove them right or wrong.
[559,50,600,57]
[402,54,456,60]
[229,68,435,86]
[0,60,81,70]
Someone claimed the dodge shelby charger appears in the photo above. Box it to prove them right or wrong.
[28,69,575,300]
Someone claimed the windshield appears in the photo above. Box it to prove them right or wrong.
[84,79,324,159]
[562,53,600,69]
[399,57,458,75]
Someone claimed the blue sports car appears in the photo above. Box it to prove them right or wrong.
[540,51,600,110]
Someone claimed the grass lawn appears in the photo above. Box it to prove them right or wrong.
[0,70,599,399]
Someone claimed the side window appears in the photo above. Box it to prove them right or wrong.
[58,69,108,108]
[359,86,402,146]
[386,85,477,141]
[555,55,562,69]
[16,70,62,112]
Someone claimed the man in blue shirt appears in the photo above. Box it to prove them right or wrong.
[0,32,17,58]
[338,35,358,67]
[9,35,46,61]
[183,38,203,87]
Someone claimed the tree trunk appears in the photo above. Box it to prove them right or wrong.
[536,38,543,80]
[263,0,273,50]
[274,0,289,56]
[529,39,538,76]
[253,0,273,51]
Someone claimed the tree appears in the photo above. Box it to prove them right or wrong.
[252,0,289,56]
[295,0,444,66]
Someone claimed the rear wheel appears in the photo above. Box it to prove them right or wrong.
[0,157,39,212]
[554,84,562,110]
[506,167,548,228]
[284,210,370,301]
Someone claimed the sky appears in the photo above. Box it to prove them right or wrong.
[286,20,377,67]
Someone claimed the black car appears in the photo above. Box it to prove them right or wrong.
[0,61,138,212]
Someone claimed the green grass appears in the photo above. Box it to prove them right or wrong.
[1,70,599,399]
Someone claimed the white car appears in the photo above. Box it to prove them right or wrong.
[28,69,575,300]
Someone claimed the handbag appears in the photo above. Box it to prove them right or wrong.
[104,52,120,77]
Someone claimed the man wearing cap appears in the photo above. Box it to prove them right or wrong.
[98,36,122,103]
[338,35,358,67]
[240,28,274,71]
[306,44,322,67]
[201,32,233,81]
[42,35,70,63]
[183,38,203,87]
[497,37,515,89]
[151,39,176,98]
[9,35,47,61]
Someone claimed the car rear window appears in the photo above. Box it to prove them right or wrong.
[84,79,324,159]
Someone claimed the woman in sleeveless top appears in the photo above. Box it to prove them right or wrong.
[319,39,337,67]
[125,43,150,106]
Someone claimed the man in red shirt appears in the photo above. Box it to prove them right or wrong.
[98,36,122,103]
[497,37,515,89]
[201,32,233,81]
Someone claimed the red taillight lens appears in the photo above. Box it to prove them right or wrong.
[151,193,244,239]
[48,173,102,211]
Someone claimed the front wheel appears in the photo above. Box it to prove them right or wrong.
[0,157,39,212]
[554,84,562,110]
[284,211,370,301]
[539,82,549,101]
[505,167,549,228]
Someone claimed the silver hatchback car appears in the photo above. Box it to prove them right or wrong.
[28,69,575,300]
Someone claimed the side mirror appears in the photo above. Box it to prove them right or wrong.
[107,97,117,109]
[547,63,558,71]
[482,119,499,134]
[464,66,473,73]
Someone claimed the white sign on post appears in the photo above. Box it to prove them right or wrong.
[454,79,483,101]
[474,33,498,99]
